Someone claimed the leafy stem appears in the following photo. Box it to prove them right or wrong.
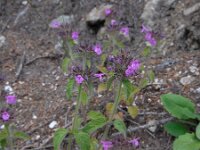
[102,79,123,140]
[67,84,82,150]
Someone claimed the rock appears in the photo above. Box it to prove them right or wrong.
[189,66,199,76]
[50,15,74,26]
[0,35,6,48]
[195,87,200,94]
[183,2,200,16]
[86,4,112,33]
[147,120,157,132]
[4,85,14,94]
[180,75,195,86]
[49,121,58,129]
[86,4,112,23]
[22,1,28,5]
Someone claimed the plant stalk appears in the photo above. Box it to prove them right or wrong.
[67,85,82,150]
[102,79,123,140]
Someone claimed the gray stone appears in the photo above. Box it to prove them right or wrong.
[49,121,58,129]
[183,2,200,16]
[148,120,157,132]
[0,35,6,48]
[180,75,195,86]
[50,15,74,26]
[86,4,112,23]
[189,66,199,76]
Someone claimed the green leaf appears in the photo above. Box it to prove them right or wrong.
[113,119,127,137]
[74,132,91,150]
[148,70,155,82]
[53,128,68,150]
[107,76,115,91]
[66,78,75,100]
[81,90,88,105]
[86,59,91,68]
[122,78,133,100]
[61,57,70,73]
[0,139,7,149]
[161,93,196,119]
[139,78,148,89]
[196,123,200,140]
[97,83,107,93]
[82,118,107,134]
[97,66,108,74]
[173,133,200,150]
[142,47,151,57]
[88,111,106,120]
[164,122,188,137]
[13,131,29,140]
[0,128,8,141]
[128,106,139,119]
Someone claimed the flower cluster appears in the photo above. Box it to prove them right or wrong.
[125,60,140,77]
[101,141,113,150]
[93,44,102,55]
[141,24,156,46]
[1,94,17,121]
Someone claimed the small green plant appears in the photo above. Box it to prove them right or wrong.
[51,7,158,150]
[0,94,29,149]
[161,93,200,150]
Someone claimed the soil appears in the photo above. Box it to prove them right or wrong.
[0,0,200,150]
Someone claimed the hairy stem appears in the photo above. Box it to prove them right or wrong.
[67,85,82,150]
[102,79,122,140]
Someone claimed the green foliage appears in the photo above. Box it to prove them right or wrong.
[142,47,151,57]
[66,78,75,100]
[80,90,88,105]
[74,132,91,150]
[122,78,133,100]
[196,123,200,140]
[128,106,139,119]
[13,131,29,140]
[164,122,188,137]
[53,128,68,150]
[113,119,127,137]
[161,93,196,119]
[173,133,200,150]
[61,57,70,73]
[82,111,107,134]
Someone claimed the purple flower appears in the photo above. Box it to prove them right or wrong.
[71,31,79,41]
[111,19,117,26]
[49,20,61,29]
[93,44,102,55]
[101,141,113,150]
[120,27,129,37]
[75,75,84,84]
[125,60,140,77]
[1,111,10,121]
[128,138,140,148]
[145,32,157,46]
[94,73,105,81]
[141,24,151,33]
[6,95,17,104]
[104,8,112,16]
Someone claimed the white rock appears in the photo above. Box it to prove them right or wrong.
[195,87,200,94]
[86,4,112,23]
[189,66,199,75]
[50,15,74,26]
[49,121,58,129]
[22,1,28,5]
[32,114,37,119]
[4,85,14,94]
[0,35,6,48]
[180,76,195,86]
[148,120,157,132]
[35,135,40,140]
[0,125,5,129]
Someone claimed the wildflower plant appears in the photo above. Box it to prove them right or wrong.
[52,7,157,150]
[0,93,29,149]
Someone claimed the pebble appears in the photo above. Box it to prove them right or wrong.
[195,87,200,94]
[22,1,28,5]
[147,120,157,133]
[49,121,58,129]
[0,35,6,48]
[32,114,37,119]
[189,66,199,75]
[180,75,195,85]
[4,85,14,94]
[35,135,40,140]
